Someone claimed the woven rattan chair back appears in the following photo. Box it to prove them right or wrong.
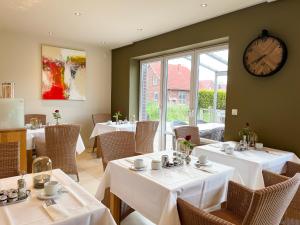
[100,131,136,169]
[25,114,46,125]
[263,169,300,225]
[0,142,19,179]
[174,126,201,146]
[45,125,80,181]
[243,173,300,225]
[286,161,300,177]
[135,121,159,154]
[92,113,111,125]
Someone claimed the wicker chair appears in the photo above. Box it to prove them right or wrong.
[25,114,46,125]
[263,161,300,225]
[99,131,138,170]
[174,125,201,146]
[0,142,19,179]
[135,121,159,154]
[92,113,111,155]
[177,175,300,225]
[100,131,139,220]
[36,125,80,181]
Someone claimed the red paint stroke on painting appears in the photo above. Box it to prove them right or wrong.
[42,57,66,99]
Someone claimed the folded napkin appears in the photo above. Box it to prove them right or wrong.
[63,185,87,207]
[43,203,69,222]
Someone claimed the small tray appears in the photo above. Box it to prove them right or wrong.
[0,190,31,207]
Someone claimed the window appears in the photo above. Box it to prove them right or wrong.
[152,76,159,85]
[140,44,229,150]
[178,91,187,104]
[154,92,159,103]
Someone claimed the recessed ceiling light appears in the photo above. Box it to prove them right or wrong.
[137,28,143,31]
[74,12,82,16]
[201,3,208,7]
[48,31,53,36]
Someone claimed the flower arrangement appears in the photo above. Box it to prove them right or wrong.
[52,109,61,125]
[179,135,195,165]
[113,111,122,124]
[238,122,257,147]
[180,135,196,152]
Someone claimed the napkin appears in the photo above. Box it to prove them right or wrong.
[43,202,69,221]
[64,185,87,207]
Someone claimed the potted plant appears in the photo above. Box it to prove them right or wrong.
[113,111,122,124]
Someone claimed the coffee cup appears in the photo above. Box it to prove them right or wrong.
[222,143,229,151]
[198,155,208,164]
[134,159,145,169]
[255,143,263,149]
[151,160,161,170]
[44,181,59,196]
[225,147,234,155]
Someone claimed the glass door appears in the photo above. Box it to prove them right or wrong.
[140,44,229,150]
[140,59,163,150]
[196,45,228,141]
[164,53,194,150]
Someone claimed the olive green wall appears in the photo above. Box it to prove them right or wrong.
[112,0,300,156]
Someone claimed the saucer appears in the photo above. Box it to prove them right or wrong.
[37,191,60,200]
[129,165,146,171]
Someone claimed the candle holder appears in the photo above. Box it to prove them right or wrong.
[32,156,52,189]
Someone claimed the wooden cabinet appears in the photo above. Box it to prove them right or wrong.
[0,128,27,172]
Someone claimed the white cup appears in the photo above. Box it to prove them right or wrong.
[225,147,234,155]
[134,159,145,169]
[198,155,208,164]
[255,143,264,149]
[44,181,59,196]
[222,143,229,150]
[151,160,161,170]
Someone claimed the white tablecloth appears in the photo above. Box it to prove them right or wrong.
[0,169,116,225]
[90,122,136,138]
[193,142,300,189]
[26,128,86,154]
[96,151,240,225]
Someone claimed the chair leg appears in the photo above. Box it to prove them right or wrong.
[96,138,102,158]
[92,138,97,152]
[76,173,80,182]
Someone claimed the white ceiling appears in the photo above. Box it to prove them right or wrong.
[0,0,272,49]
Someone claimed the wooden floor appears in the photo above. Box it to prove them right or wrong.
[77,150,154,225]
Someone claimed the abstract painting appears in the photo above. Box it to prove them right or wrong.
[42,45,86,100]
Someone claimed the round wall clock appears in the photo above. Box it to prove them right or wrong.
[243,29,287,77]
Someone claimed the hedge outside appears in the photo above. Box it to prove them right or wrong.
[146,90,226,121]
[198,90,226,110]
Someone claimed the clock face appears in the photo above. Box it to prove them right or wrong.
[243,35,287,77]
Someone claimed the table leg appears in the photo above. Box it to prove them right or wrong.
[110,192,121,225]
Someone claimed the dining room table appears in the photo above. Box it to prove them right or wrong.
[0,169,116,225]
[90,122,136,139]
[96,150,241,225]
[192,141,300,189]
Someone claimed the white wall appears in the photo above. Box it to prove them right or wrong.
[0,30,111,147]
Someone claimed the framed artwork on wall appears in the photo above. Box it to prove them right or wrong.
[41,45,86,100]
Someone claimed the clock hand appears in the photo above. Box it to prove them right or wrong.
[251,54,267,64]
